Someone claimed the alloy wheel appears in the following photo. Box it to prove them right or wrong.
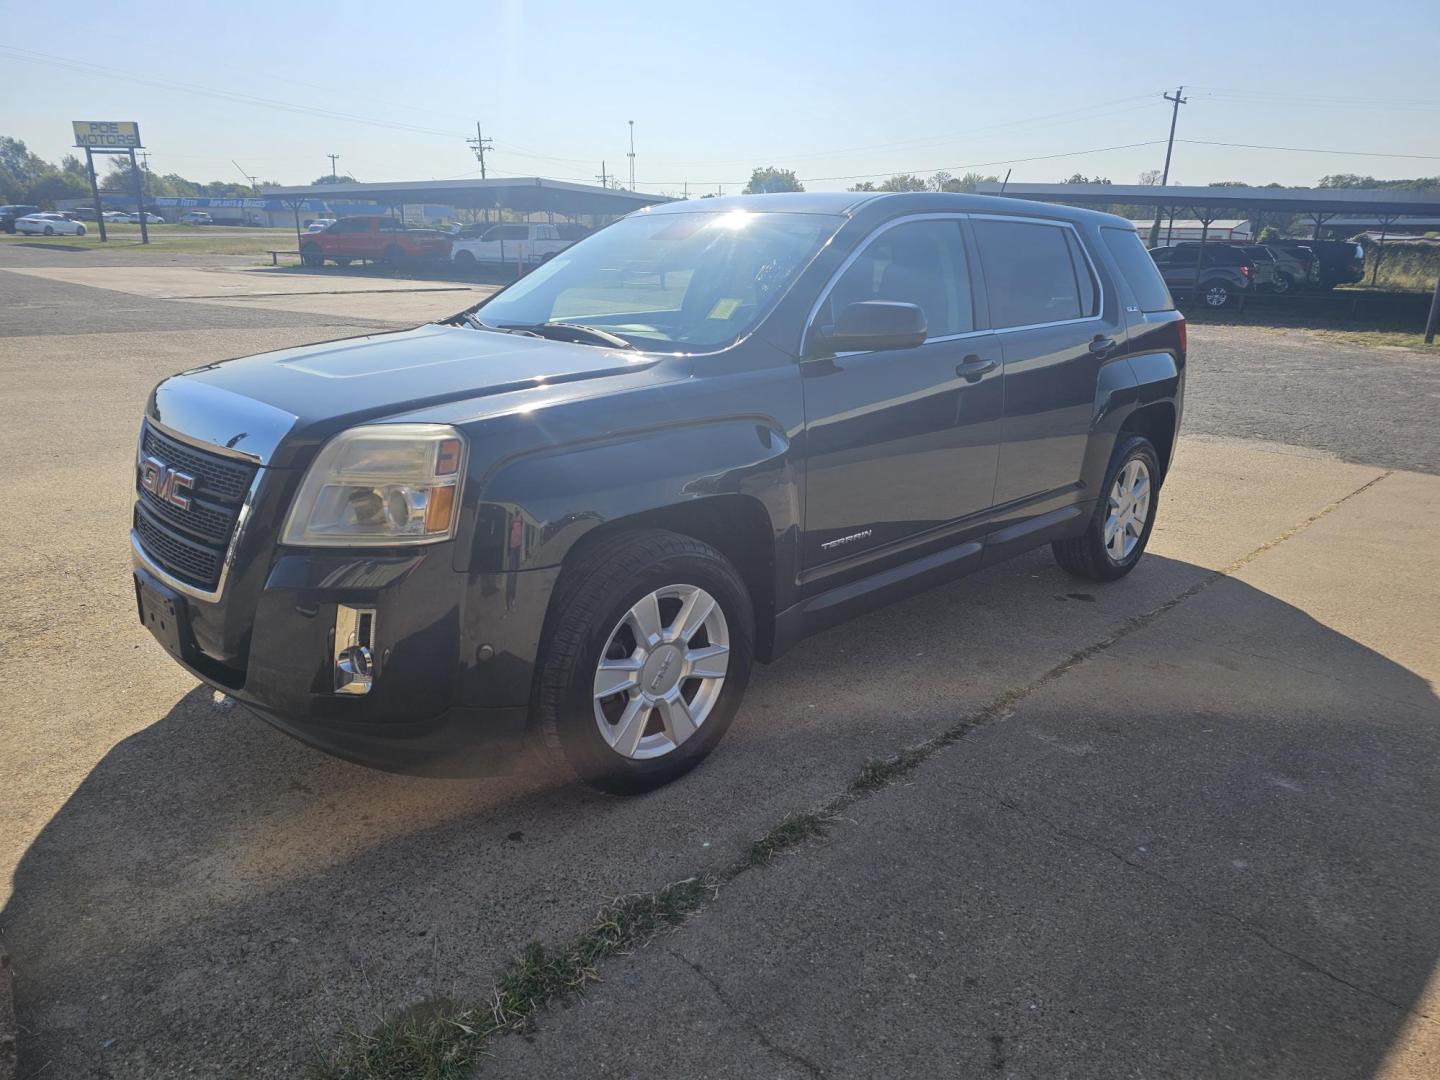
[592,584,730,760]
[1205,285,1228,307]
[1104,458,1151,561]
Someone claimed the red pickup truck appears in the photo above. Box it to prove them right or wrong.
[299,216,450,268]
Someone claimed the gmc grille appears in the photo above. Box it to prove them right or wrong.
[135,420,258,591]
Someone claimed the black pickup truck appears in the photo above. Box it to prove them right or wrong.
[132,192,1185,792]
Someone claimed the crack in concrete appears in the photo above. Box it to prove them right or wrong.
[668,948,829,1078]
[982,788,1438,1027]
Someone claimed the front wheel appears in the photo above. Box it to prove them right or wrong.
[1052,435,1159,582]
[382,244,405,268]
[75,225,86,236]
[43,225,54,236]
[1271,272,1292,295]
[536,529,755,794]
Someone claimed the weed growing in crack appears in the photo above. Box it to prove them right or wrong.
[745,811,830,866]
[309,878,714,1079]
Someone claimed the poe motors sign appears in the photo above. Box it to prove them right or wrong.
[72,120,143,149]
[73,121,149,244]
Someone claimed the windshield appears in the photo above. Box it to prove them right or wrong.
[471,210,842,353]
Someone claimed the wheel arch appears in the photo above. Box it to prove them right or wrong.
[1120,400,1178,481]
[556,495,780,660]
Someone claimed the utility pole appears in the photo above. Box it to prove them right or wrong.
[595,161,608,189]
[327,153,341,181]
[232,160,258,192]
[466,123,493,179]
[627,120,635,190]
[1148,86,1187,248]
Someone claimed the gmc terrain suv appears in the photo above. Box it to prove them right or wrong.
[132,192,1184,792]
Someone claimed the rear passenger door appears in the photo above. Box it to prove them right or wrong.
[971,216,1120,507]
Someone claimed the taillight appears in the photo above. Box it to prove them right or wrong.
[1240,264,1251,277]
[1176,318,1187,356]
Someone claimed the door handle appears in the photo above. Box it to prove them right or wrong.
[955,356,997,383]
[1089,335,1118,357]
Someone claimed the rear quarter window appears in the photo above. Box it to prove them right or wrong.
[1101,227,1174,313]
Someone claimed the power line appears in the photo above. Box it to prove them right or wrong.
[1178,138,1440,161]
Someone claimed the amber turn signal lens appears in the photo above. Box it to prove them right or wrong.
[424,485,457,533]
[435,438,463,476]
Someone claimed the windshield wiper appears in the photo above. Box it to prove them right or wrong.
[510,321,635,350]
[457,313,537,336]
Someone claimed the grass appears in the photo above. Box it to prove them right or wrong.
[745,811,831,865]
[1183,297,1437,353]
[310,878,715,1080]
[0,222,295,257]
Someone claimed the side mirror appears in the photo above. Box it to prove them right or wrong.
[820,301,927,354]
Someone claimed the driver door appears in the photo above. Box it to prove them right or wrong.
[800,216,1002,580]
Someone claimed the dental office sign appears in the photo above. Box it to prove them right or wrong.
[73,121,143,149]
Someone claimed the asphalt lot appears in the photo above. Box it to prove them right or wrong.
[1,250,1437,1079]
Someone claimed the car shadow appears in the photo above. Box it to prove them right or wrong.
[3,552,1437,1078]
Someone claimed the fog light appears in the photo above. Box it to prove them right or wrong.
[334,604,376,695]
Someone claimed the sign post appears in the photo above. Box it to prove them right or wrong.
[71,122,145,245]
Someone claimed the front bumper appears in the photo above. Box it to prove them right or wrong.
[132,535,559,777]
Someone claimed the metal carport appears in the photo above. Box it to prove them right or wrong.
[976,182,1440,341]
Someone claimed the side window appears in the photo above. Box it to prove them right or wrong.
[972,219,1084,327]
[823,219,974,339]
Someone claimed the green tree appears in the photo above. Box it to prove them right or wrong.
[743,166,803,194]
[1063,173,1111,185]
[0,136,50,202]
[876,173,929,192]
[930,171,1000,193]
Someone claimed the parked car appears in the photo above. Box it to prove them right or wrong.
[451,222,573,268]
[181,210,213,225]
[1268,239,1365,289]
[68,206,101,222]
[1148,243,1253,307]
[1239,244,1314,293]
[0,204,40,233]
[299,215,448,266]
[103,210,131,222]
[305,218,336,233]
[131,192,1184,792]
[15,212,87,236]
[126,211,166,224]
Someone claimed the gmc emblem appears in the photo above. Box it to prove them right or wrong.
[140,456,196,510]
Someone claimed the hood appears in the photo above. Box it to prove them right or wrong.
[149,324,670,467]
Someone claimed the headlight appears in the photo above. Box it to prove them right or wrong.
[281,424,466,547]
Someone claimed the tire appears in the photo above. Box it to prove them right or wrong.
[76,225,85,236]
[1200,279,1231,308]
[333,257,351,266]
[382,244,405,268]
[1052,435,1160,582]
[453,250,476,272]
[300,244,324,267]
[43,225,54,236]
[1271,272,1292,295]
[535,529,755,794]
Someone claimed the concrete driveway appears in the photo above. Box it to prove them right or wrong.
[1,252,1437,1078]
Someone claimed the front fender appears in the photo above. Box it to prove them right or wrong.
[467,417,799,574]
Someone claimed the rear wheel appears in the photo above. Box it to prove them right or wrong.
[333,257,351,266]
[536,529,754,794]
[43,225,54,236]
[1200,279,1231,308]
[454,250,477,273]
[75,225,86,236]
[300,243,324,267]
[1052,435,1159,582]
[1271,272,1293,294]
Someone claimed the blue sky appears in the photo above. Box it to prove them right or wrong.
[3,0,1437,192]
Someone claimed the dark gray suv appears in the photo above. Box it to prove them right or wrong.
[1149,243,1255,307]
[132,192,1185,792]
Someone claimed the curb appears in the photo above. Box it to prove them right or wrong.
[0,951,14,1080]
